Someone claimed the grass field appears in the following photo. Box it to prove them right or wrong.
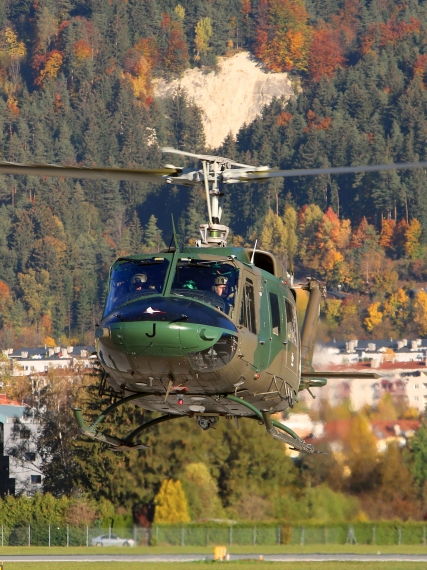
[0,545,426,570]
[0,563,426,570]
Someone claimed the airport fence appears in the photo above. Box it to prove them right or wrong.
[0,526,144,547]
[151,522,427,546]
[0,522,426,546]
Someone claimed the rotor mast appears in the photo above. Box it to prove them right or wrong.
[198,157,229,248]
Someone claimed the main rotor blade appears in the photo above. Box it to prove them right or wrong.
[162,146,255,169]
[240,161,427,180]
[0,162,177,183]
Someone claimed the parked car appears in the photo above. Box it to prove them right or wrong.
[91,534,135,547]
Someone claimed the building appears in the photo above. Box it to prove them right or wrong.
[0,344,96,496]
[1,346,95,376]
[304,339,427,412]
[314,338,427,368]
[0,394,41,496]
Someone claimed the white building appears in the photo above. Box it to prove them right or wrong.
[0,394,41,496]
[314,338,427,368]
[1,345,94,376]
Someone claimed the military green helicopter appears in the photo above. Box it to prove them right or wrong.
[2,151,426,452]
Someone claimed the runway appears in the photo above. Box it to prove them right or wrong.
[0,553,427,562]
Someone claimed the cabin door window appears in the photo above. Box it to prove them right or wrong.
[239,279,257,334]
[267,291,286,376]
[284,299,299,374]
[285,300,298,345]
[269,292,281,336]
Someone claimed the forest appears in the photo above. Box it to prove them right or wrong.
[1,0,427,342]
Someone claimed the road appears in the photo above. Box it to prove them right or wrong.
[0,553,427,562]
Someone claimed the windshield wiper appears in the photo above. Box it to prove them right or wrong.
[116,258,165,266]
[178,260,233,267]
[131,261,164,266]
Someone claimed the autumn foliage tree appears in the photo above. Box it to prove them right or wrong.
[260,206,298,266]
[35,50,63,85]
[404,219,424,260]
[360,17,420,55]
[379,219,396,252]
[0,280,12,327]
[308,27,346,82]
[364,301,383,332]
[413,291,427,336]
[123,40,156,103]
[160,15,189,74]
[153,479,191,523]
[260,209,287,257]
[304,207,351,286]
[255,0,312,71]
[344,414,379,493]
[194,18,213,60]
[0,27,26,87]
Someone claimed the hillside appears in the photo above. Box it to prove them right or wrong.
[154,51,294,147]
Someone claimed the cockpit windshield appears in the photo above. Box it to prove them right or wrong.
[104,257,170,316]
[171,259,238,314]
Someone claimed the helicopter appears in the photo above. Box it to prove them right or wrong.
[2,150,426,453]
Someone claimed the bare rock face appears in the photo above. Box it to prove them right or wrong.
[154,51,294,149]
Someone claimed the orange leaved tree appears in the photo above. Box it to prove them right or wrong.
[255,0,313,72]
[308,27,346,82]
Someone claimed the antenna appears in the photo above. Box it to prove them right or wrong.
[170,214,179,250]
[250,239,258,264]
[288,252,294,287]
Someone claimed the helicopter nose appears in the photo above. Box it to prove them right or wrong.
[97,296,238,359]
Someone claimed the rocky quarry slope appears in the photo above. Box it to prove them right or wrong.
[154,51,294,149]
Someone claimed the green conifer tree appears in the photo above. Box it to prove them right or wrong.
[143,215,165,252]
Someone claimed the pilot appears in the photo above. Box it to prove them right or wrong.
[212,275,229,298]
[130,273,148,291]
[212,275,231,313]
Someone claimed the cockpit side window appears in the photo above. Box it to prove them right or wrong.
[103,258,170,316]
[239,278,257,333]
[171,260,238,315]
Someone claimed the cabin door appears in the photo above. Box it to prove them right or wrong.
[284,298,299,384]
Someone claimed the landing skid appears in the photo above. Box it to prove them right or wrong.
[72,393,323,454]
[226,395,324,454]
[72,393,182,450]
